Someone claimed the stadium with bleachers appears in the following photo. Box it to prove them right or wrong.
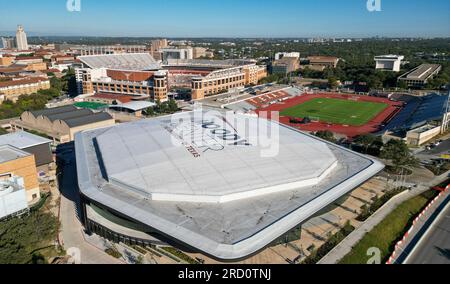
[378,93,450,134]
[256,93,404,138]
[254,91,449,138]
[75,54,267,102]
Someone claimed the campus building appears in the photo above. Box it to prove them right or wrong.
[15,25,28,51]
[193,47,214,59]
[0,175,29,220]
[0,78,51,102]
[12,105,115,144]
[169,59,267,100]
[149,39,169,60]
[374,55,404,72]
[75,110,384,261]
[275,52,300,60]
[161,47,194,61]
[398,64,442,88]
[0,56,14,66]
[0,131,53,168]
[406,124,442,146]
[307,56,340,68]
[271,57,300,75]
[0,145,40,204]
[1,38,15,50]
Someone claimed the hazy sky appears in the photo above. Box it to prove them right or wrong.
[1,0,449,37]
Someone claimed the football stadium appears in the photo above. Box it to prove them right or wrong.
[75,110,384,261]
[257,93,404,137]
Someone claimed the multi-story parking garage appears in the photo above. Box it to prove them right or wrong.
[75,111,384,261]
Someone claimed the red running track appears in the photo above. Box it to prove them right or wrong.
[256,93,404,138]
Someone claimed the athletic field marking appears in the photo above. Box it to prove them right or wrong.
[280,98,388,126]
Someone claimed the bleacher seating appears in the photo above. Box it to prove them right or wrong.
[79,53,161,71]
[246,91,291,108]
[381,93,449,133]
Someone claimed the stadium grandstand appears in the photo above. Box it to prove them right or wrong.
[246,91,291,108]
[380,93,450,133]
[224,86,304,113]
[75,53,168,101]
[75,55,267,102]
[163,59,258,70]
[78,53,161,71]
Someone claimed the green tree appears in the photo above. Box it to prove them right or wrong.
[353,134,379,154]
[315,131,337,143]
[62,68,78,96]
[397,80,408,90]
[154,99,162,113]
[146,107,155,116]
[0,210,60,264]
[50,77,63,90]
[381,139,418,169]
[328,77,339,89]
[168,99,179,113]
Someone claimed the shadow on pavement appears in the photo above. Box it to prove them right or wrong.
[57,144,83,223]
[436,247,450,261]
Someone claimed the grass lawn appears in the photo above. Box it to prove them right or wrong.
[280,98,388,126]
[339,191,437,264]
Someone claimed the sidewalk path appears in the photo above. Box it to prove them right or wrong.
[59,153,123,264]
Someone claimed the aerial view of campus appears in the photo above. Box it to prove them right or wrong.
[0,0,449,276]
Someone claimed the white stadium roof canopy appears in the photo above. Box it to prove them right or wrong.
[78,53,161,71]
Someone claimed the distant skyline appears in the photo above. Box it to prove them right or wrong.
[1,0,449,38]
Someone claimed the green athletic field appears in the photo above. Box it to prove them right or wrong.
[74,102,108,110]
[280,98,389,126]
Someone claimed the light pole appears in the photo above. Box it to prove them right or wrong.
[441,88,450,134]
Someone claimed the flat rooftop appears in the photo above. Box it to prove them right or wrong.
[401,64,442,80]
[374,55,404,60]
[75,111,384,260]
[0,145,31,164]
[409,124,439,134]
[0,131,51,149]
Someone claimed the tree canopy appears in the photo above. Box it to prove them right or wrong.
[380,139,418,169]
[314,130,337,143]
[0,211,59,264]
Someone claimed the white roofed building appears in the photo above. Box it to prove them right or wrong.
[374,55,404,72]
[75,110,384,261]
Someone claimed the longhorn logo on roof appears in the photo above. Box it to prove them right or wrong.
[163,114,252,158]
[164,109,280,158]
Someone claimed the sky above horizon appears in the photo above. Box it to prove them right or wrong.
[0,0,449,38]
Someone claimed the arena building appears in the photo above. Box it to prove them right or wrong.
[75,110,384,261]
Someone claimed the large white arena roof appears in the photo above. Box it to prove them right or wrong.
[78,53,161,71]
[75,111,384,260]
